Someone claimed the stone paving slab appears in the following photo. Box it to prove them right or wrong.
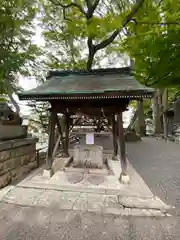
[2,187,44,205]
[0,185,15,201]
[34,190,80,210]
[18,172,153,198]
[0,186,170,217]
[17,159,154,199]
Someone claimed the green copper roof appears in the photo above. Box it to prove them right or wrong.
[18,67,154,100]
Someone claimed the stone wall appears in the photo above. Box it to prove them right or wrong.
[0,138,37,189]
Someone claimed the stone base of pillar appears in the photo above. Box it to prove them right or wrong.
[119,172,130,184]
[43,169,54,179]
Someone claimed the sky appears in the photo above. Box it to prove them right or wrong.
[20,23,45,90]
[17,77,37,115]
[18,25,44,115]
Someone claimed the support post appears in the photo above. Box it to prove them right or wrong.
[117,111,130,184]
[64,114,70,157]
[112,114,118,160]
[44,107,56,178]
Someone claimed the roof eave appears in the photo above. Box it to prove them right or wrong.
[18,90,155,101]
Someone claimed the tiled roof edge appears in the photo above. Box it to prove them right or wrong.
[47,67,132,78]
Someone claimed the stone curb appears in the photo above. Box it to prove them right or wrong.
[0,185,15,201]
[16,181,172,211]
[0,200,169,217]
[118,196,174,213]
[0,186,171,217]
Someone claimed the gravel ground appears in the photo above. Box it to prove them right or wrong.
[1,136,180,239]
[127,137,180,216]
[0,203,179,240]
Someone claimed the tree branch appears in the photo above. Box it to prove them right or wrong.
[95,0,145,51]
[49,0,85,13]
[85,0,100,70]
[86,37,96,70]
[85,0,100,19]
[85,0,92,10]
[91,0,100,15]
[132,20,180,25]
[49,0,86,20]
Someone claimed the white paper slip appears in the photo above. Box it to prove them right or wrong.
[86,133,94,144]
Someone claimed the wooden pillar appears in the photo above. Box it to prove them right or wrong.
[112,114,118,160]
[117,110,130,184]
[64,114,70,157]
[45,108,56,172]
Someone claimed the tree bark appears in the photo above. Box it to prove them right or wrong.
[126,109,138,132]
[117,111,127,176]
[52,134,61,159]
[46,108,56,170]
[87,40,95,70]
[162,88,168,139]
[8,92,20,114]
[136,99,146,136]
[153,89,163,135]
[112,114,118,160]
[64,114,70,157]
[56,114,64,148]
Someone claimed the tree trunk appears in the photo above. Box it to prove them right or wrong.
[86,38,95,71]
[64,114,70,157]
[112,114,118,160]
[162,88,168,139]
[136,99,146,136]
[126,109,138,132]
[46,108,56,170]
[87,52,95,71]
[8,92,20,114]
[153,89,163,135]
[117,110,130,184]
